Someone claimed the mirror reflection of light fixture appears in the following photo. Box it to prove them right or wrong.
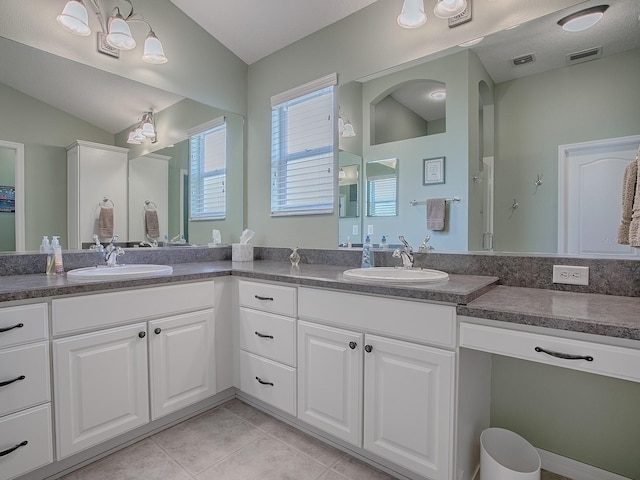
[397,0,427,29]
[433,0,467,19]
[430,89,446,100]
[56,0,167,64]
[338,110,357,138]
[127,111,157,144]
[557,5,609,32]
[339,168,346,179]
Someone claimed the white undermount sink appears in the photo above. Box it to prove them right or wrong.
[67,264,173,281]
[343,267,449,284]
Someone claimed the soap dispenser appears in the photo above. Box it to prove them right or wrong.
[361,235,374,268]
[51,236,64,275]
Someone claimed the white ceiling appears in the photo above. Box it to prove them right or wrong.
[168,0,379,65]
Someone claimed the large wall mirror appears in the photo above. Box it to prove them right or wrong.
[0,37,244,252]
[338,0,640,258]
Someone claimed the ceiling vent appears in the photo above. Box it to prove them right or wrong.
[567,46,603,65]
[511,53,535,66]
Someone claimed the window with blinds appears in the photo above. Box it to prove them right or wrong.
[271,74,337,216]
[367,176,397,217]
[189,118,226,220]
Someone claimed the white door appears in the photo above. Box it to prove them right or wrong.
[53,323,149,459]
[149,309,216,420]
[297,321,363,446]
[558,135,640,256]
[363,335,454,480]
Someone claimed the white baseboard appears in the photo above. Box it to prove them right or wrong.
[537,449,631,480]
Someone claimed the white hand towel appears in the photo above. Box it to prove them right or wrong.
[427,198,446,231]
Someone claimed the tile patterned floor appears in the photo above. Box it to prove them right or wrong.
[60,398,571,480]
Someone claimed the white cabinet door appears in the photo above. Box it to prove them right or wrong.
[297,321,363,446]
[363,334,455,480]
[149,309,216,420]
[53,323,149,459]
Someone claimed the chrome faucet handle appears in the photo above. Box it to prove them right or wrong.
[418,236,434,252]
[398,235,413,253]
[110,234,119,245]
[90,234,104,252]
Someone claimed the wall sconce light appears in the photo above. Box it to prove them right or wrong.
[56,0,167,64]
[557,5,609,32]
[127,111,157,144]
[338,111,356,138]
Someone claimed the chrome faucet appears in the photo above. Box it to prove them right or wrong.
[105,234,125,266]
[418,235,435,252]
[392,235,414,268]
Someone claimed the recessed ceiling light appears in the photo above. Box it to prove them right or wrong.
[459,37,484,47]
[557,5,609,32]
[430,89,446,100]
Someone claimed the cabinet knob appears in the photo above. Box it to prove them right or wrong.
[349,341,357,350]
[364,345,373,353]
[154,328,162,335]
[138,331,146,338]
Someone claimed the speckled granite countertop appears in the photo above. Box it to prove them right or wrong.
[458,285,640,341]
[0,261,498,305]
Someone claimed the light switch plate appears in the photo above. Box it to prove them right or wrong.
[552,265,589,285]
[367,225,374,235]
[352,225,358,235]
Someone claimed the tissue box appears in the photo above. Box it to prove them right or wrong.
[232,243,253,262]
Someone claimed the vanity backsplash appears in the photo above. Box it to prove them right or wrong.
[0,246,638,298]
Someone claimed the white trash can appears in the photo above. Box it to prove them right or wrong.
[480,428,541,480]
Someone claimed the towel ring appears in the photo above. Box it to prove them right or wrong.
[144,200,158,211]
[100,197,115,208]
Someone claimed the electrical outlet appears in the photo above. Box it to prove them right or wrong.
[367,224,374,235]
[352,225,358,235]
[552,265,589,285]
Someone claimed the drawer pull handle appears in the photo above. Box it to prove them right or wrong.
[255,331,274,339]
[0,375,26,388]
[255,376,274,386]
[349,342,357,350]
[154,328,162,335]
[0,440,28,457]
[138,331,146,339]
[0,323,24,333]
[364,345,373,353]
[535,346,593,362]
[254,295,274,301]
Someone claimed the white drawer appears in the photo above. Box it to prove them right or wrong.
[0,404,53,480]
[238,280,297,317]
[460,322,640,383]
[53,281,215,335]
[0,303,48,349]
[0,342,50,417]
[298,288,456,348]
[239,350,296,415]
[239,308,296,367]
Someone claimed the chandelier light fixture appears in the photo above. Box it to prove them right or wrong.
[127,111,157,144]
[398,0,469,29]
[56,0,168,64]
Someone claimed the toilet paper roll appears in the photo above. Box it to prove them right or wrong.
[232,243,253,262]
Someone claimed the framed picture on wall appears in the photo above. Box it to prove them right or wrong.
[423,157,445,185]
[0,186,15,212]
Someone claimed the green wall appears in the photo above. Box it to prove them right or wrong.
[491,356,640,479]
[494,48,640,253]
[0,148,16,251]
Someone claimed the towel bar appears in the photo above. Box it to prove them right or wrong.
[410,197,461,206]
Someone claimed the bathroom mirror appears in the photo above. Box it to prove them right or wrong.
[0,37,245,251]
[366,158,398,217]
[338,165,360,219]
[337,1,640,256]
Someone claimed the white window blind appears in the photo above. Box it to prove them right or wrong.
[367,176,397,216]
[271,74,337,216]
[189,118,226,220]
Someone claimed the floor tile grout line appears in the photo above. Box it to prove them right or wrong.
[263,429,345,469]
[192,433,270,478]
[149,435,201,478]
